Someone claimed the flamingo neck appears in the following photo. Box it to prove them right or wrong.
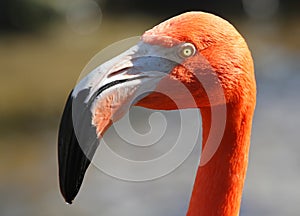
[187,101,255,216]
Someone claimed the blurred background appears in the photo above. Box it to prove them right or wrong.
[0,0,300,215]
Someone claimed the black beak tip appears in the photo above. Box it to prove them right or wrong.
[64,197,74,205]
[59,182,75,205]
[58,90,96,206]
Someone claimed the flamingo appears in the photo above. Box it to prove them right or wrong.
[58,12,256,216]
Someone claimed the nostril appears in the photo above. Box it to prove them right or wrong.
[107,67,132,78]
[88,79,129,105]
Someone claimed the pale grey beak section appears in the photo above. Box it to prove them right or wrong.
[58,41,181,204]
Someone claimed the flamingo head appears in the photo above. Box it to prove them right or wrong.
[137,11,255,109]
[58,11,255,204]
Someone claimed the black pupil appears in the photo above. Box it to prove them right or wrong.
[182,46,193,57]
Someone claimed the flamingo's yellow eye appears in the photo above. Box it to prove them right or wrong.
[178,43,196,58]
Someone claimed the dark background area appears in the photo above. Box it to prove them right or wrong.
[105,0,299,16]
[1,0,300,32]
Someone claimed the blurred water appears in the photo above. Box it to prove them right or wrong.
[0,17,300,216]
[241,35,300,215]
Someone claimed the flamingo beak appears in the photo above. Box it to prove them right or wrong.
[58,41,181,204]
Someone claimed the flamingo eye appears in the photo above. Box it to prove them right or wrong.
[178,43,196,58]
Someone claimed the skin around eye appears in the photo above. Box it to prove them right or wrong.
[178,43,196,58]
